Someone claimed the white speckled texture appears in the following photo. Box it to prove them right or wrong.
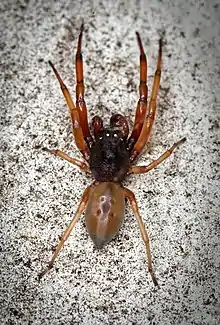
[1,0,219,324]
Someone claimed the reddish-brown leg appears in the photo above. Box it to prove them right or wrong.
[130,39,163,162]
[92,116,104,138]
[42,148,91,173]
[127,32,148,151]
[128,138,186,175]
[49,61,90,161]
[124,187,158,286]
[39,185,94,278]
[110,114,129,138]
[75,24,93,148]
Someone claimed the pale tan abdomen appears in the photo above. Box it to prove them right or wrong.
[85,182,125,248]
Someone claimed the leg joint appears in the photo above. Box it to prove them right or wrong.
[76,53,82,60]
[76,98,85,104]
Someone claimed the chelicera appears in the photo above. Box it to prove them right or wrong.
[40,24,186,285]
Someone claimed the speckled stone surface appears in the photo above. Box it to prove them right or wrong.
[1,0,219,324]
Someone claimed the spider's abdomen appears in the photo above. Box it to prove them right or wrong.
[89,129,130,182]
[85,182,125,248]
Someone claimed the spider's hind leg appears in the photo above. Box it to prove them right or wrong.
[124,187,158,286]
[39,184,93,278]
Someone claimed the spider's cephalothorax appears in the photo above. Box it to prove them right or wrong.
[40,24,186,286]
[90,129,130,182]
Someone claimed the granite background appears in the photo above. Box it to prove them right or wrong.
[0,0,219,324]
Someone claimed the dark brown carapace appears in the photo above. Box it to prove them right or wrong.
[39,24,186,285]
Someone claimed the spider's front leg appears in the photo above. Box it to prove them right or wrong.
[75,24,93,148]
[130,38,163,163]
[49,61,90,161]
[127,32,148,151]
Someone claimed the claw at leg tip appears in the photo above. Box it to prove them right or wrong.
[38,264,53,280]
[80,22,84,33]
[180,137,187,145]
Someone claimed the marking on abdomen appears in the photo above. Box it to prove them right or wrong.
[99,194,112,221]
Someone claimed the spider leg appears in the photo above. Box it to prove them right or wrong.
[123,187,158,286]
[49,61,90,161]
[110,114,129,138]
[39,184,93,279]
[128,138,186,175]
[42,148,91,173]
[130,38,163,163]
[92,116,104,138]
[127,32,148,151]
[75,24,93,149]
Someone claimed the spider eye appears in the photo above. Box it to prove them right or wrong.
[106,133,110,137]
[113,133,118,138]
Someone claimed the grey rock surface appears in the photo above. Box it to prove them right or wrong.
[1,0,219,324]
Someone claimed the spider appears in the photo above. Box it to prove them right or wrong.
[39,24,186,285]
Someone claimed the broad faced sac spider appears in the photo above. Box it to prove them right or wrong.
[39,24,186,285]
